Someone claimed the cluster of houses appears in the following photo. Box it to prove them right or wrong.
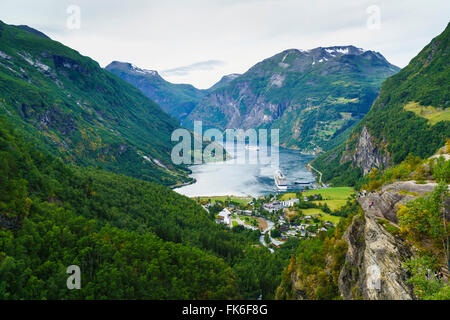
[277,215,333,240]
[212,195,336,244]
[263,198,300,212]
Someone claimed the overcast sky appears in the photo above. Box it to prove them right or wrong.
[1,0,449,88]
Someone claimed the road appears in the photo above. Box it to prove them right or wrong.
[258,217,284,253]
[306,163,322,185]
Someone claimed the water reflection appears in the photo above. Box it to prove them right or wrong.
[175,143,316,197]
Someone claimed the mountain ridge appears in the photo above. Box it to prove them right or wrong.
[109,45,399,152]
[106,61,207,121]
[185,45,399,152]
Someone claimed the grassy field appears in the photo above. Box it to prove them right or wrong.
[280,187,354,201]
[302,208,342,225]
[313,200,348,210]
[194,195,252,204]
[280,187,355,224]
[404,101,450,125]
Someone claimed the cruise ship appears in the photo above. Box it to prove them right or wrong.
[274,169,288,190]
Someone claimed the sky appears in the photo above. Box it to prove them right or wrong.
[1,0,449,89]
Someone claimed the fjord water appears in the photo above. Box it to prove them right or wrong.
[175,143,316,197]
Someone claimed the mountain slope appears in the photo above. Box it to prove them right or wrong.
[106,61,206,121]
[0,115,237,299]
[207,73,241,91]
[312,23,450,186]
[185,46,400,152]
[0,112,298,299]
[0,21,190,186]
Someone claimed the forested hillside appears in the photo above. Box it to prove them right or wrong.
[0,115,295,299]
[0,21,191,187]
[312,22,450,187]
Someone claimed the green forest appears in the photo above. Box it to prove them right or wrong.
[0,115,303,299]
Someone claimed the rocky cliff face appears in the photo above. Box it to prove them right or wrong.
[339,213,415,300]
[340,126,390,175]
[338,181,442,300]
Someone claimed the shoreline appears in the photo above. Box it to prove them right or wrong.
[170,178,197,190]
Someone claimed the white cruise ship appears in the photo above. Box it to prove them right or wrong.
[274,169,288,190]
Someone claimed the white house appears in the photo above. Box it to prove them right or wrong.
[281,198,299,208]
[263,201,283,212]
[217,208,232,225]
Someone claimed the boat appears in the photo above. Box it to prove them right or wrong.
[294,180,313,185]
[274,169,288,190]
[245,145,259,151]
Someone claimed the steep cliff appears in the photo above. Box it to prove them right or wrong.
[339,209,415,299]
[340,126,390,175]
[339,180,445,300]
[276,179,448,300]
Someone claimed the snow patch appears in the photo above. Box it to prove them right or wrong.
[325,47,349,55]
[131,63,158,76]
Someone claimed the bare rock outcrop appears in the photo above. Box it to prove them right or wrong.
[339,213,415,300]
[342,126,390,175]
[337,181,441,300]
[359,181,440,223]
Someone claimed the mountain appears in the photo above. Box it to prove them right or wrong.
[15,25,50,39]
[0,21,191,187]
[185,46,400,152]
[207,73,241,91]
[312,23,450,187]
[106,61,206,121]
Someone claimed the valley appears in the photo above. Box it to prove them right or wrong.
[0,15,448,303]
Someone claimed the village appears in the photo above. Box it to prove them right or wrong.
[196,187,354,250]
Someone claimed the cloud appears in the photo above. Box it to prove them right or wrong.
[0,0,449,88]
[161,60,227,77]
